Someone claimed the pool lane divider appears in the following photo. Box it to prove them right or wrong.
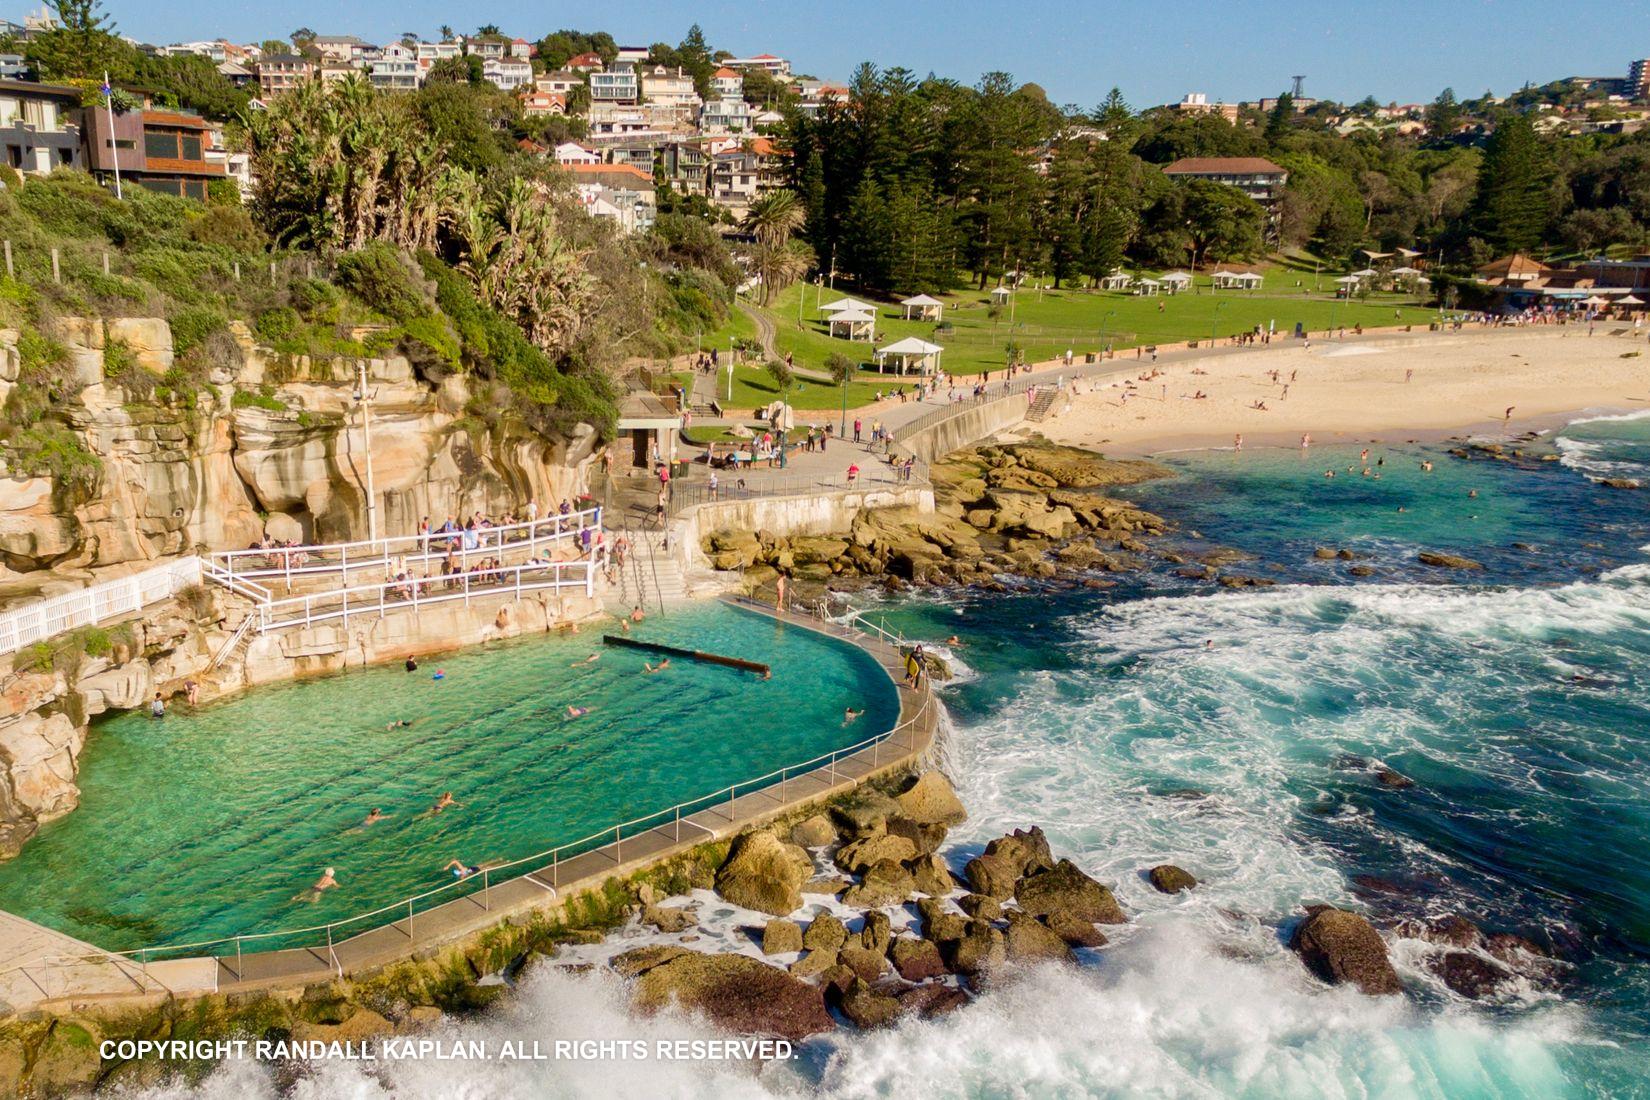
[600,634,770,676]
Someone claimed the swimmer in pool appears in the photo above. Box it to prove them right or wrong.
[294,867,339,902]
[385,719,414,730]
[843,708,864,726]
[567,705,591,718]
[444,859,481,880]
[430,791,459,814]
[644,658,671,673]
[571,653,600,667]
[362,808,387,826]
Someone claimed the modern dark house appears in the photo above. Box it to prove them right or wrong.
[0,80,83,174]
[82,106,227,200]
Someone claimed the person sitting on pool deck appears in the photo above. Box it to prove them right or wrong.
[294,867,339,902]
[843,708,864,725]
[644,658,670,673]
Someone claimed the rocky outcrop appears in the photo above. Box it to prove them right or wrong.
[1290,905,1402,995]
[1417,551,1483,570]
[1148,864,1198,894]
[1016,860,1128,925]
[627,949,835,1041]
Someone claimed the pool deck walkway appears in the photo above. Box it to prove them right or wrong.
[0,598,939,1016]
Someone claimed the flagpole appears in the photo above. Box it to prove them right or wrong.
[103,72,122,200]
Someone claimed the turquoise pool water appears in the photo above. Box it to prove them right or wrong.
[0,603,897,952]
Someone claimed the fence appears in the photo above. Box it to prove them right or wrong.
[668,460,926,516]
[0,558,203,657]
[209,508,602,590]
[253,555,602,632]
[23,599,938,975]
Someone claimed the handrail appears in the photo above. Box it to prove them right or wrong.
[209,508,602,570]
[0,557,204,657]
[54,600,936,968]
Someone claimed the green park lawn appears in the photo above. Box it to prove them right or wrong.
[698,267,1440,412]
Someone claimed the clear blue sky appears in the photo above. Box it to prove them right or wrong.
[99,0,1637,107]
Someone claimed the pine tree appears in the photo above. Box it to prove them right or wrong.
[1471,113,1551,253]
[1265,92,1294,144]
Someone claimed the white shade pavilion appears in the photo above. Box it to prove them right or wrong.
[874,336,945,374]
[900,294,944,321]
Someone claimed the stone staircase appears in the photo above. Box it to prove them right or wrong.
[1023,387,1060,423]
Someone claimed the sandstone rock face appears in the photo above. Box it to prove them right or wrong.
[893,771,968,826]
[0,712,85,824]
[1016,860,1128,924]
[714,831,811,917]
[75,661,153,717]
[1290,905,1402,996]
[841,859,915,908]
[835,833,917,873]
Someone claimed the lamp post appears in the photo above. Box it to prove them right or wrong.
[1098,309,1115,359]
[353,361,378,544]
[1210,301,1227,348]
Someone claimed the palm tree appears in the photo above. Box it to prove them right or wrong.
[439,25,453,42]
[749,240,811,306]
[743,189,806,250]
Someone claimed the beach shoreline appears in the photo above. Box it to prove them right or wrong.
[1029,330,1650,459]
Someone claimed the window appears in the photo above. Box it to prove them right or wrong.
[0,98,17,126]
[145,131,179,158]
[180,133,201,160]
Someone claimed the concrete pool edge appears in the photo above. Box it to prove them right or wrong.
[0,598,940,1016]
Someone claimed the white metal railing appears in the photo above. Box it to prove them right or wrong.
[0,558,203,657]
[253,554,603,633]
[209,508,602,589]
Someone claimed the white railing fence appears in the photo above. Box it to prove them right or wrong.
[210,507,603,589]
[0,558,203,658]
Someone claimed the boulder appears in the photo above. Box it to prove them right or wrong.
[963,852,1021,901]
[1016,860,1127,924]
[946,920,1006,976]
[1148,864,1198,895]
[28,1020,102,1096]
[1374,768,1415,789]
[788,948,840,979]
[714,831,812,917]
[837,944,889,983]
[1289,905,1402,995]
[895,983,970,1019]
[632,951,834,1041]
[802,912,849,954]
[803,876,852,896]
[917,898,968,945]
[860,910,892,956]
[762,919,804,956]
[984,827,1056,878]
[831,791,900,839]
[836,977,902,1029]
[1004,910,1074,964]
[791,814,838,848]
[884,814,948,857]
[1417,551,1483,570]
[909,854,956,897]
[1432,951,1514,999]
[610,945,695,980]
[1044,911,1108,948]
[842,858,915,907]
[835,833,918,873]
[642,904,695,933]
[889,936,948,982]
[894,771,968,826]
[75,660,153,716]
[105,317,175,373]
[957,894,1003,921]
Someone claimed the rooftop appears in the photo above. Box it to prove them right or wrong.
[1161,156,1288,176]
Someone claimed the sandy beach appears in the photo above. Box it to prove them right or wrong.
[1032,330,1650,455]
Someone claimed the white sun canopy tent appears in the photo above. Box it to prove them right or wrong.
[900,293,944,321]
[874,336,945,375]
[828,308,877,341]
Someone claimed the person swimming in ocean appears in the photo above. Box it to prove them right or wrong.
[294,867,339,902]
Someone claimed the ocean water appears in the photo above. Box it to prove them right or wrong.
[126,419,1650,1097]
[0,602,898,951]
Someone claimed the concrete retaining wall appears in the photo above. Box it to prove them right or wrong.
[899,395,1033,465]
[675,485,932,571]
